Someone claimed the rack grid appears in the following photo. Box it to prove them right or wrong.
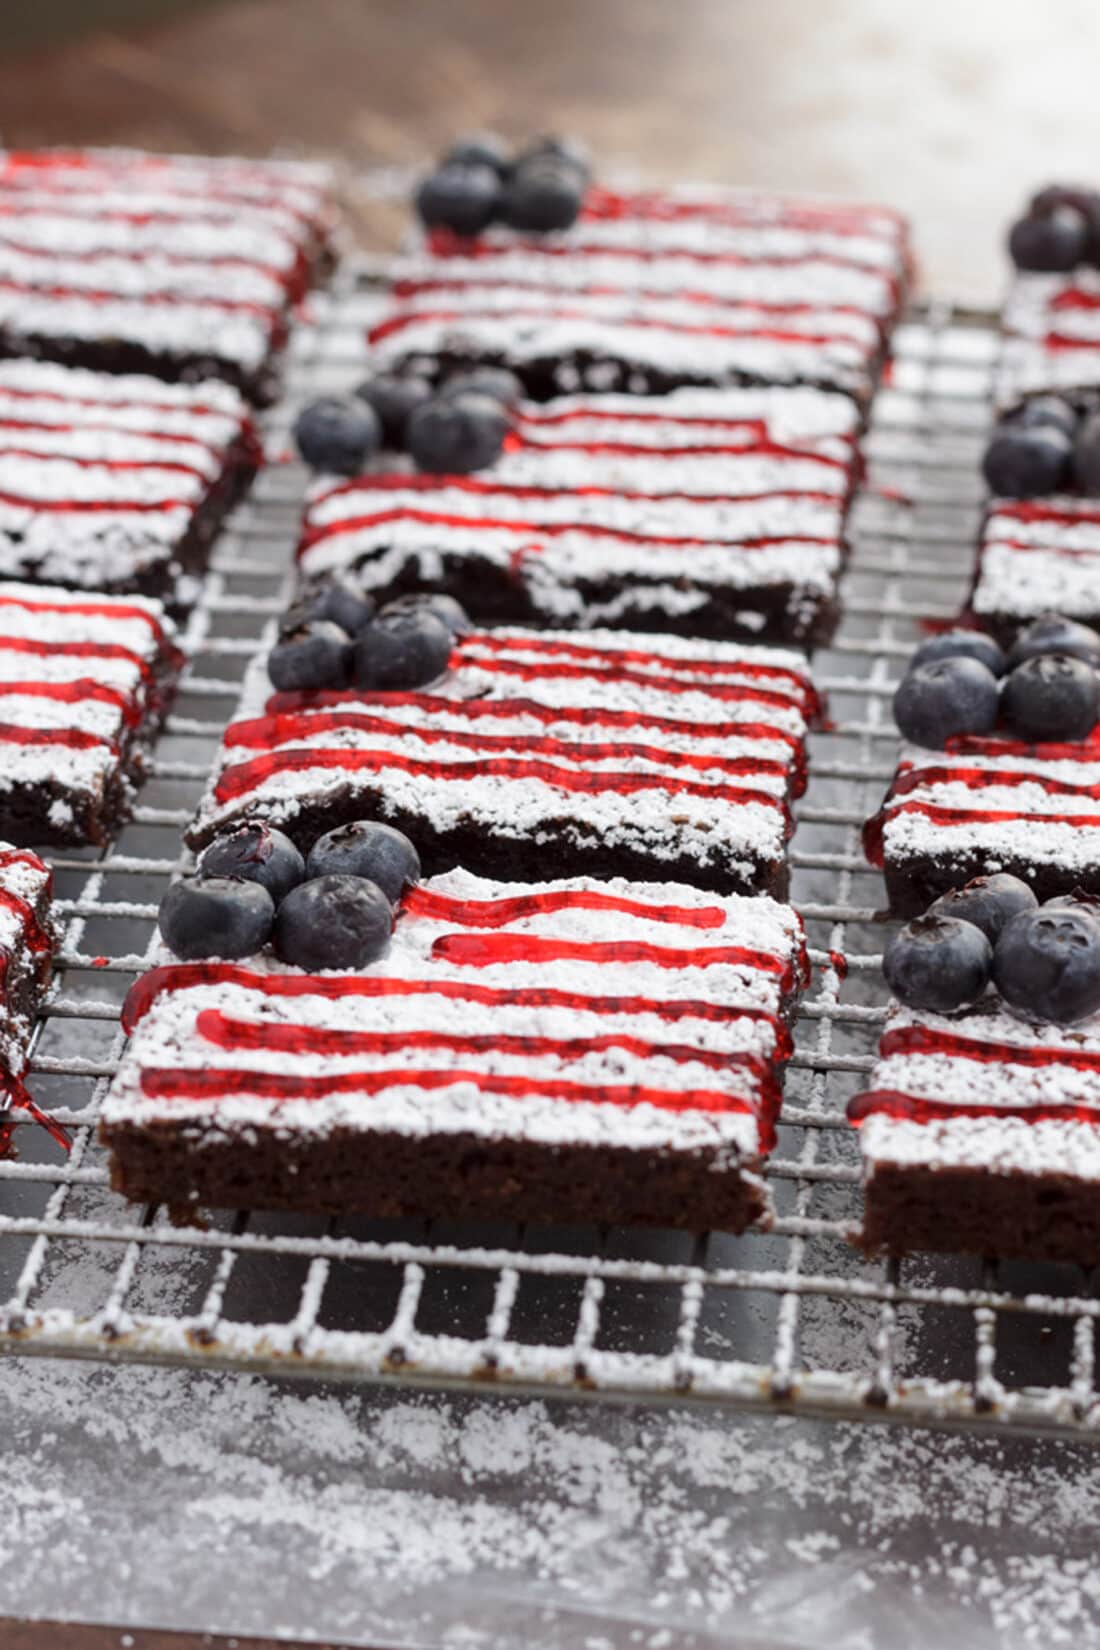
[0,272,1092,1441]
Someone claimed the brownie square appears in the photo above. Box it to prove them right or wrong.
[852,996,1100,1265]
[299,385,860,648]
[864,730,1100,915]
[0,359,259,611]
[370,184,911,404]
[0,581,182,846]
[188,625,818,899]
[0,844,56,1101]
[100,868,808,1230]
[0,147,337,403]
[996,269,1100,410]
[970,497,1100,641]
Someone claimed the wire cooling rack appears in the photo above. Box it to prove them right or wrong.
[0,274,1092,1440]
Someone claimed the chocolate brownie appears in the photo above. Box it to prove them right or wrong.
[187,626,819,898]
[0,148,337,403]
[0,581,182,846]
[996,268,1100,411]
[851,994,1100,1264]
[969,497,1100,641]
[0,359,259,612]
[100,868,808,1229]
[0,844,55,1115]
[299,385,860,647]
[371,184,911,404]
[864,730,1100,916]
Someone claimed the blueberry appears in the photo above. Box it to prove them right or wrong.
[380,592,471,637]
[415,163,500,236]
[883,915,993,1014]
[994,906,1100,1023]
[1001,653,1100,741]
[501,161,584,232]
[199,822,306,904]
[273,874,393,971]
[893,658,1000,749]
[1008,209,1088,273]
[1044,889,1100,922]
[981,422,1072,498]
[440,366,524,408]
[1029,186,1100,262]
[355,374,434,446]
[513,134,591,185]
[354,607,453,690]
[268,620,352,694]
[281,573,376,640]
[406,391,508,474]
[928,873,1039,944]
[294,397,380,477]
[442,133,510,177]
[305,820,421,901]
[1007,612,1100,669]
[1074,409,1100,494]
[158,876,275,961]
[1014,394,1079,438]
[909,629,1007,678]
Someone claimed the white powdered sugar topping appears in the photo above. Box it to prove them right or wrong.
[973,498,1100,622]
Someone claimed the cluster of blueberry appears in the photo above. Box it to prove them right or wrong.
[294,364,519,482]
[415,132,590,238]
[1008,184,1100,274]
[158,818,421,972]
[893,612,1100,748]
[982,393,1100,500]
[268,574,467,697]
[885,873,1100,1026]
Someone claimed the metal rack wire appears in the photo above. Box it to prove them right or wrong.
[0,274,1091,1440]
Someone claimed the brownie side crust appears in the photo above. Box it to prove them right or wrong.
[880,852,1098,920]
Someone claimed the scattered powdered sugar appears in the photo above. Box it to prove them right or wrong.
[0,1356,1098,1646]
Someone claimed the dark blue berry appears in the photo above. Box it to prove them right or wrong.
[159,876,274,961]
[294,397,380,477]
[1043,889,1100,922]
[415,164,500,236]
[355,374,434,447]
[199,822,306,904]
[910,629,1006,678]
[982,422,1072,497]
[893,658,1000,749]
[513,135,591,185]
[273,874,393,970]
[1007,612,1100,668]
[305,820,420,901]
[928,873,1038,944]
[1074,409,1100,494]
[1008,209,1088,273]
[1013,395,1078,437]
[380,592,470,637]
[1001,653,1100,741]
[1029,186,1100,262]
[883,915,992,1013]
[501,162,584,232]
[441,366,523,407]
[354,607,453,690]
[282,574,376,640]
[268,620,352,694]
[994,906,1100,1023]
[442,133,510,177]
[406,391,508,474]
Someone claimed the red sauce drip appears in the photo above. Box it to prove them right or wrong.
[0,633,155,681]
[324,461,847,501]
[402,885,727,930]
[121,964,793,1059]
[880,1023,1100,1070]
[0,379,236,421]
[992,500,1100,531]
[0,445,212,483]
[0,1075,71,1155]
[0,274,278,323]
[430,931,805,990]
[848,1086,1100,1131]
[868,796,1100,843]
[828,949,848,981]
[888,762,1100,804]
[0,849,53,958]
[212,745,792,832]
[581,184,908,238]
[194,1008,776,1094]
[0,484,196,517]
[0,414,222,457]
[0,721,117,755]
[368,305,869,352]
[0,678,141,729]
[519,404,847,435]
[0,590,170,646]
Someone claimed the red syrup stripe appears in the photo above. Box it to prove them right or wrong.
[317,471,847,507]
[887,765,1100,803]
[121,966,794,1056]
[463,631,817,699]
[0,276,280,322]
[503,434,851,470]
[0,485,197,516]
[430,931,807,988]
[369,307,868,350]
[0,416,227,456]
[981,538,1100,563]
[0,591,170,643]
[0,679,141,728]
[848,1088,1100,1131]
[220,714,794,787]
[212,747,794,828]
[194,1011,778,1095]
[0,722,118,756]
[425,222,896,274]
[0,448,214,483]
[518,406,851,433]
[298,503,838,561]
[402,886,727,930]
[0,380,243,422]
[138,1064,767,1130]
[0,635,156,681]
[448,653,811,715]
[879,1024,1100,1070]
[862,799,1100,864]
[0,236,295,284]
[581,185,908,233]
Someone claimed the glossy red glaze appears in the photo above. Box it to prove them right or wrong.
[848,1086,1100,1130]
[0,678,142,729]
[402,885,727,930]
[430,931,807,989]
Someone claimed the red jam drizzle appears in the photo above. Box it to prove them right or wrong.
[0,445,212,483]
[0,721,116,755]
[325,461,846,502]
[402,885,727,930]
[0,849,66,1156]
[0,633,154,682]
[0,678,141,728]
[429,931,805,989]
[0,1075,71,1155]
[880,1023,1100,1070]
[848,1087,1100,1131]
[121,963,793,1059]
[369,305,867,352]
[828,949,848,981]
[0,483,195,516]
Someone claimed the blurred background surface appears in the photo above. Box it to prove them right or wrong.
[3,0,1100,300]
